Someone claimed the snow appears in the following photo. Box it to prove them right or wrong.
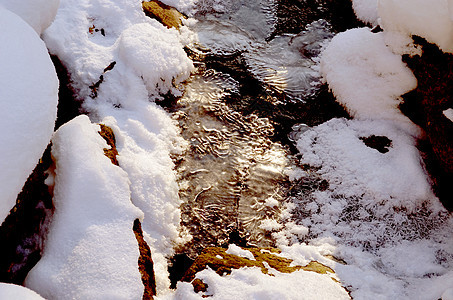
[320,28,418,134]
[154,0,196,14]
[0,6,58,225]
[100,106,190,293]
[287,117,453,298]
[258,218,283,231]
[296,118,436,210]
[379,0,453,53]
[444,288,453,300]
[0,0,60,35]
[264,196,279,207]
[25,115,145,300]
[225,244,256,261]
[297,2,453,297]
[172,266,350,300]
[351,0,378,25]
[0,283,45,300]
[444,108,453,122]
[40,0,194,294]
[113,22,193,99]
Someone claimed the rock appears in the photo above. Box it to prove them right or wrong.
[98,124,119,166]
[181,246,335,293]
[51,55,81,130]
[0,147,53,284]
[142,0,184,29]
[401,37,453,210]
[133,219,157,300]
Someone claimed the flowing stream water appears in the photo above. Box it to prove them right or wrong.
[169,0,341,259]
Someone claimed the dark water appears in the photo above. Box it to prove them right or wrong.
[173,70,290,257]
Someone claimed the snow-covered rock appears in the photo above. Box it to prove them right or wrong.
[320,28,418,134]
[0,6,58,225]
[25,115,145,300]
[0,283,45,300]
[0,0,60,35]
[379,0,453,53]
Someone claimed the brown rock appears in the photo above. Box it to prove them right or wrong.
[142,0,184,29]
[133,219,157,300]
[98,124,119,166]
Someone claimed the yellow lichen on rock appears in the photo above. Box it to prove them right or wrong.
[182,246,337,293]
[142,0,184,29]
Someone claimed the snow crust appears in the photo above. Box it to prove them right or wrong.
[171,266,350,300]
[0,6,58,225]
[25,115,144,300]
[379,0,453,53]
[0,283,45,300]
[0,0,60,35]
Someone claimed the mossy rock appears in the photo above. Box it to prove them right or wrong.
[142,0,184,29]
[182,246,335,293]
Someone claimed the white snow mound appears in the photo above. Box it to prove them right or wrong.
[320,28,417,133]
[25,115,145,300]
[0,6,58,225]
[0,0,60,35]
[352,0,378,25]
[225,244,256,260]
[0,283,45,300]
